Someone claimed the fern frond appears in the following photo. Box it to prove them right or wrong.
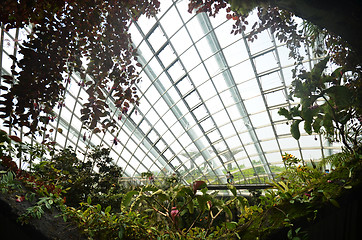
[318,152,353,168]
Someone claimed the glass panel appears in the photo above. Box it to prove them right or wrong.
[160,7,183,37]
[265,90,287,107]
[177,77,193,96]
[168,61,185,81]
[248,30,273,55]
[198,80,217,100]
[180,46,201,72]
[171,28,193,55]
[158,44,176,67]
[186,16,205,41]
[253,51,278,73]
[214,21,241,48]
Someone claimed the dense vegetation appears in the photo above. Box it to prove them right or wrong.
[1,0,362,239]
[1,128,362,239]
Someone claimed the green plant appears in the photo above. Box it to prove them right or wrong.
[18,193,66,224]
[29,146,123,208]
[287,226,308,240]
[66,196,157,240]
[318,151,355,168]
[0,129,23,173]
[0,171,21,193]
[278,57,361,153]
[121,181,243,238]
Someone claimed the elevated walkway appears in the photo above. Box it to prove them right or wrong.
[118,177,272,190]
[207,183,271,190]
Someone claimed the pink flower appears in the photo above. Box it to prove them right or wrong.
[192,181,206,194]
[170,207,179,222]
[327,180,332,183]
[304,193,311,198]
[16,195,25,202]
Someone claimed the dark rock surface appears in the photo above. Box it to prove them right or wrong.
[0,169,85,240]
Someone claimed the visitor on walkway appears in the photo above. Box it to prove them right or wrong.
[226,171,234,184]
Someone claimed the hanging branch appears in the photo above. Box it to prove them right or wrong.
[0,0,161,136]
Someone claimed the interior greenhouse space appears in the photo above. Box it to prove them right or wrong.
[0,0,361,239]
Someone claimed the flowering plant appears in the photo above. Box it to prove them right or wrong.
[282,153,300,167]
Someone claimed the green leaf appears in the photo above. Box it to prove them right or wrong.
[331,67,343,80]
[96,204,101,212]
[178,186,194,197]
[291,120,302,140]
[105,205,111,213]
[122,190,138,207]
[310,56,329,81]
[279,181,289,192]
[87,196,92,205]
[225,221,237,230]
[312,118,322,133]
[322,112,334,136]
[151,189,170,202]
[329,198,340,208]
[237,196,248,207]
[119,225,125,239]
[304,119,312,135]
[142,185,158,192]
[228,184,237,197]
[302,108,313,134]
[290,105,301,117]
[278,107,293,120]
[200,187,208,194]
[223,205,232,219]
[287,229,293,239]
[187,198,194,214]
[325,86,352,108]
[196,195,210,212]
[36,210,42,219]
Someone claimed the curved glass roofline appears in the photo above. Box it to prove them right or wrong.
[0,0,341,185]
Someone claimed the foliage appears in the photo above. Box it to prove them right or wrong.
[18,193,66,224]
[0,170,21,193]
[278,57,361,153]
[30,146,123,208]
[0,129,29,176]
[0,0,161,135]
[237,152,361,239]
[66,196,159,240]
[1,147,362,239]
[282,153,300,168]
[0,1,361,239]
[120,181,245,239]
[318,151,356,169]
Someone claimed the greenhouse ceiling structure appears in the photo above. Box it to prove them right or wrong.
[0,0,342,185]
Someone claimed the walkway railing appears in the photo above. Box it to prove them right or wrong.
[118,174,275,189]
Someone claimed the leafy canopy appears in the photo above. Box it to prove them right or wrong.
[0,0,160,136]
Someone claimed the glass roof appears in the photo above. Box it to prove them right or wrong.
[0,0,342,185]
